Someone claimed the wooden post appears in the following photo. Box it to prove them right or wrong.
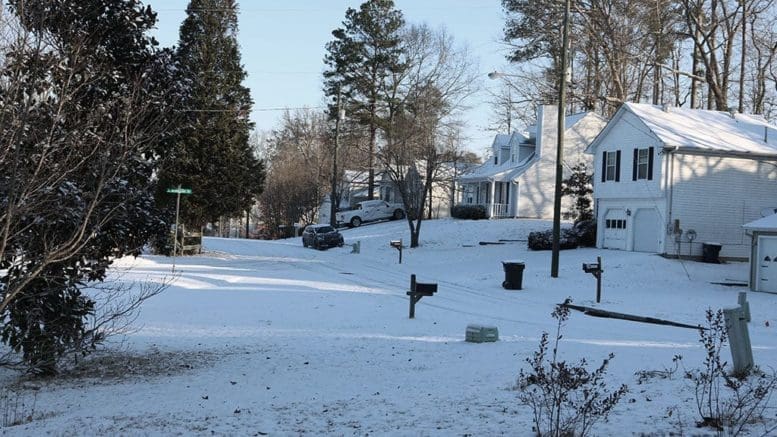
[409,274,417,319]
[595,256,602,303]
[725,292,754,375]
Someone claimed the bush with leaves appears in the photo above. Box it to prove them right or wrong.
[515,299,628,436]
[684,309,777,435]
[451,204,487,220]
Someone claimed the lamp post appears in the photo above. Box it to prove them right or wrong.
[330,87,345,228]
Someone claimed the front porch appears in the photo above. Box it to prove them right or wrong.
[460,180,518,219]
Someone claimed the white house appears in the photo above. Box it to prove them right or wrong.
[458,105,606,218]
[587,102,777,259]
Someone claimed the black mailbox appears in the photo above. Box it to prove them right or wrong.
[582,263,601,274]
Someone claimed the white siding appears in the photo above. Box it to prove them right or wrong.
[667,154,777,259]
[592,111,668,253]
[516,107,605,218]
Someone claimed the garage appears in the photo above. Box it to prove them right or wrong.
[633,208,660,252]
[743,214,777,293]
[602,208,627,250]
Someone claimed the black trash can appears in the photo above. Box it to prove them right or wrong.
[502,261,525,290]
[702,242,722,263]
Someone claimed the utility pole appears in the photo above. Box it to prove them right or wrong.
[551,0,571,278]
[330,87,344,228]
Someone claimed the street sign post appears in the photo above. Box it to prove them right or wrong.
[167,186,192,272]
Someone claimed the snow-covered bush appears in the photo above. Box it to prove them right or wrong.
[685,309,777,435]
[515,300,628,436]
[451,204,487,220]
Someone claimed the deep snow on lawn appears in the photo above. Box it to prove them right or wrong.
[2,218,777,435]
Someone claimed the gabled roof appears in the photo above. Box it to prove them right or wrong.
[743,213,777,232]
[588,103,777,158]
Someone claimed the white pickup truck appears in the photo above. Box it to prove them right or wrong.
[336,200,405,228]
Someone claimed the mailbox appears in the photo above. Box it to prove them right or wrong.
[390,239,403,263]
[583,256,603,303]
[582,263,601,274]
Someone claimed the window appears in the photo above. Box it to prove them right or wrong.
[605,219,626,229]
[632,147,654,181]
[605,151,617,181]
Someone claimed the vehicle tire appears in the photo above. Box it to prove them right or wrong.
[350,216,362,228]
[392,209,405,220]
[303,240,308,248]
[313,240,320,250]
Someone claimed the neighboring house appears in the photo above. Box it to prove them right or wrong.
[458,105,606,218]
[586,102,777,259]
[319,162,468,224]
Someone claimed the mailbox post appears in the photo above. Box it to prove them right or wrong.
[582,256,603,303]
[390,239,403,264]
[406,274,437,318]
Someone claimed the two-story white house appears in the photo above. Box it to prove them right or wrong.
[458,105,606,218]
[587,102,777,259]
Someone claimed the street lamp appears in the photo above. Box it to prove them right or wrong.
[330,87,345,228]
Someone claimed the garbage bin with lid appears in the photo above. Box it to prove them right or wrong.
[702,242,722,263]
[502,260,525,290]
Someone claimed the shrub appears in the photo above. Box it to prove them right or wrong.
[516,299,628,436]
[684,309,777,435]
[573,220,597,247]
[527,229,579,251]
[451,204,487,220]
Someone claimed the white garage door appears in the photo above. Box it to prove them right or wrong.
[603,209,627,250]
[757,236,777,293]
[633,208,660,253]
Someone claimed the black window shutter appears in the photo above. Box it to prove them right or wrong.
[601,151,606,182]
[615,150,621,182]
[632,149,638,181]
[648,146,654,180]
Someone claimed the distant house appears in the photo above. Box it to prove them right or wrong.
[458,105,606,218]
[586,103,777,258]
[319,162,468,224]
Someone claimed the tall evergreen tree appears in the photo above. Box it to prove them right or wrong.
[1,0,176,373]
[157,0,263,228]
[323,0,405,200]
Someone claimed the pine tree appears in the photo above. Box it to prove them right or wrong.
[323,0,405,200]
[157,0,264,228]
[561,162,594,222]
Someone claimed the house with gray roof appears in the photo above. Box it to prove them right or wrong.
[458,105,605,218]
[586,102,777,258]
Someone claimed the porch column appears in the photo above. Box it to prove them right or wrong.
[489,180,496,218]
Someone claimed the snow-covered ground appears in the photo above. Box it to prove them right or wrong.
[2,218,776,435]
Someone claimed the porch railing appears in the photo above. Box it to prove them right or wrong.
[490,203,511,218]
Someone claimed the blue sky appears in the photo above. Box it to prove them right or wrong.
[150,1,512,154]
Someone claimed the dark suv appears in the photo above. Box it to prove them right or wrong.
[302,224,344,250]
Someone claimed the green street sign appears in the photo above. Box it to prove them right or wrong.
[166,187,193,194]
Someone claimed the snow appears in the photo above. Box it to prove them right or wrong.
[625,103,777,156]
[2,218,777,435]
[743,213,777,232]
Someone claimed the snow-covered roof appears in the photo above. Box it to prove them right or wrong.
[620,103,777,157]
[743,213,777,232]
[459,130,535,182]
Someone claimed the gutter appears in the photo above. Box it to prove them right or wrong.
[667,146,777,161]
